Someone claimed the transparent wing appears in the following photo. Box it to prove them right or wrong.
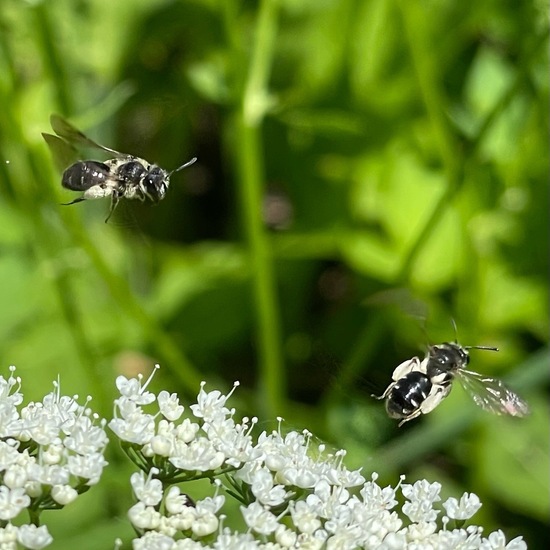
[365,288,429,322]
[42,132,80,172]
[456,368,530,417]
[49,114,122,156]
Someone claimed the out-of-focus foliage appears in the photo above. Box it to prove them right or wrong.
[0,0,548,548]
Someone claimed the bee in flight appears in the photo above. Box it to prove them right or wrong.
[375,342,530,426]
[42,114,197,222]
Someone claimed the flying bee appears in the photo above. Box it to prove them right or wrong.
[42,114,197,222]
[374,342,530,426]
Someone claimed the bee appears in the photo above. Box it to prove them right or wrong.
[42,114,196,222]
[375,342,530,426]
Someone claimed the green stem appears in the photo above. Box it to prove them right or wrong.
[395,8,548,284]
[33,2,74,115]
[230,0,285,417]
[397,0,460,182]
[396,0,463,282]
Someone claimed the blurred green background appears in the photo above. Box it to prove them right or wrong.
[0,0,548,548]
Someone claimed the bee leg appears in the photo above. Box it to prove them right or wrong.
[61,197,86,206]
[397,409,422,427]
[105,194,121,223]
[419,385,451,415]
[371,382,395,400]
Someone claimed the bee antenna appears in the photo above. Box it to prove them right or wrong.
[450,318,459,343]
[464,345,499,352]
[171,156,197,174]
[419,325,430,353]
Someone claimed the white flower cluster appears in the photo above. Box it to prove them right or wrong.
[0,366,108,549]
[110,368,527,550]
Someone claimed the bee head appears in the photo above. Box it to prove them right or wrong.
[144,166,169,202]
[427,342,470,377]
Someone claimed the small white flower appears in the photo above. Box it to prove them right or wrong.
[480,530,527,550]
[109,406,155,445]
[196,494,225,515]
[67,452,107,485]
[157,515,178,537]
[307,481,350,524]
[132,530,175,550]
[164,486,192,515]
[51,484,78,505]
[248,466,288,506]
[19,405,60,446]
[191,511,219,537]
[211,531,259,549]
[241,502,279,535]
[359,475,399,513]
[41,444,63,465]
[279,465,318,488]
[290,500,321,535]
[115,366,159,406]
[149,434,174,457]
[28,463,69,486]
[0,522,19,544]
[158,391,184,421]
[324,526,364,549]
[172,538,206,550]
[174,418,200,443]
[3,463,28,489]
[275,524,298,547]
[24,480,42,498]
[435,527,482,548]
[63,416,108,455]
[405,520,437,540]
[0,368,23,405]
[295,531,327,549]
[16,524,52,550]
[443,492,482,520]
[169,438,225,471]
[131,471,163,506]
[401,480,441,523]
[0,486,31,520]
[0,441,22,471]
[128,502,162,530]
[324,450,365,488]
[203,415,259,468]
[190,381,239,422]
[402,479,442,504]
[168,507,197,531]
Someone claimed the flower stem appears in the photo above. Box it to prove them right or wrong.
[230,0,285,418]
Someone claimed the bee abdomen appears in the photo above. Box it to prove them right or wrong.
[386,371,432,419]
[62,161,111,191]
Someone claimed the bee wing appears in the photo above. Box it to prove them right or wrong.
[42,132,80,173]
[49,114,122,157]
[456,368,530,417]
[365,288,429,322]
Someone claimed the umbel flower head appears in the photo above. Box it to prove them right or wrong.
[0,366,109,549]
[110,366,527,550]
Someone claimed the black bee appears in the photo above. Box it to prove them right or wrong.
[375,342,530,426]
[42,114,196,222]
